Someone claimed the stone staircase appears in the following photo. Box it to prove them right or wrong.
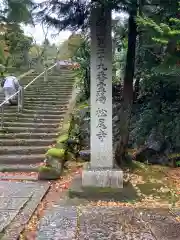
[0,68,75,175]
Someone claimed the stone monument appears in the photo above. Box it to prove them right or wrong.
[82,7,123,188]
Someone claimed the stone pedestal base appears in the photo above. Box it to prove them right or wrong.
[82,163,123,188]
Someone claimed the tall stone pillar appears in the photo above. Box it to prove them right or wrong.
[82,7,123,188]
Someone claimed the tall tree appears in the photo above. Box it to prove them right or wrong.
[115,1,138,165]
[0,0,34,24]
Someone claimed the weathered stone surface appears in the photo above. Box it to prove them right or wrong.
[46,156,63,170]
[37,205,180,240]
[37,206,78,240]
[142,210,180,240]
[0,210,19,232]
[69,175,138,202]
[0,197,28,210]
[82,165,123,188]
[79,207,156,240]
[0,181,50,239]
[0,181,34,197]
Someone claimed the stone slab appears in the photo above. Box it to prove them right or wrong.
[0,197,29,210]
[0,175,38,181]
[0,181,50,239]
[0,181,35,197]
[82,163,123,188]
[37,205,180,240]
[69,175,138,202]
[0,210,19,233]
[171,208,180,217]
[79,207,156,240]
[37,206,78,240]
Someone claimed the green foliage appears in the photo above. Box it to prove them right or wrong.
[176,161,180,167]
[72,37,90,100]
[4,24,32,67]
[39,166,53,172]
[1,0,34,24]
[57,34,83,60]
[0,23,33,69]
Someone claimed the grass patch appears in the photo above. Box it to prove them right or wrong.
[137,182,165,195]
[123,160,180,206]
[127,161,168,180]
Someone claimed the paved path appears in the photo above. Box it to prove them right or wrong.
[37,197,180,240]
[0,180,50,239]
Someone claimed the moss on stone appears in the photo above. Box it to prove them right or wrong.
[55,142,66,149]
[57,134,69,144]
[38,166,53,172]
[38,166,61,180]
[62,122,71,132]
[47,148,65,158]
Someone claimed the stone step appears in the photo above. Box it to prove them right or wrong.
[22,77,74,82]
[3,113,64,119]
[22,77,74,81]
[0,146,47,155]
[25,82,74,86]
[0,164,39,172]
[3,121,61,129]
[24,87,72,95]
[23,105,68,111]
[21,80,73,85]
[24,89,73,94]
[23,94,71,100]
[3,116,63,123]
[25,86,73,91]
[0,154,44,164]
[0,175,38,181]
[24,90,73,94]
[23,84,74,88]
[0,132,57,139]
[23,73,74,77]
[24,93,72,98]
[25,82,74,85]
[4,108,66,115]
[23,76,74,80]
[0,138,56,146]
[0,126,58,133]
[24,98,69,103]
[27,76,73,79]
[22,75,74,78]
[24,102,68,107]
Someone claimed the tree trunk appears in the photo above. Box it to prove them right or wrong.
[115,6,137,166]
[134,0,143,101]
[84,67,90,99]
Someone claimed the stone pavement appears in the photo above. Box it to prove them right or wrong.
[37,197,180,240]
[0,180,50,239]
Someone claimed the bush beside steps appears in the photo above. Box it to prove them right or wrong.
[38,132,76,180]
